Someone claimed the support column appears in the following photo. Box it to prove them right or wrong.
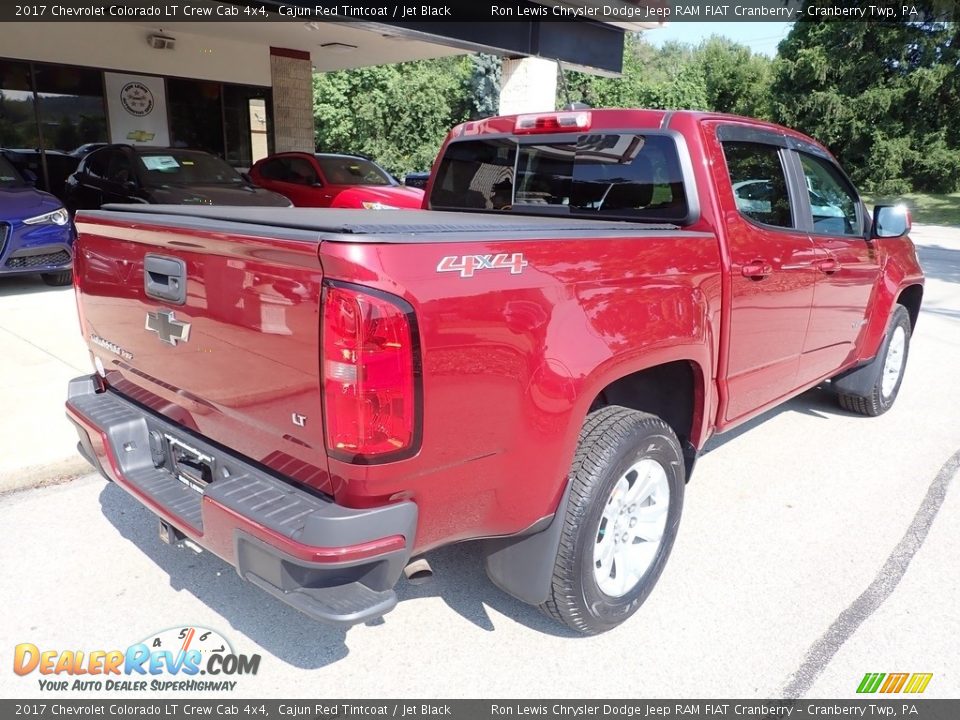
[269,47,314,153]
[498,57,558,116]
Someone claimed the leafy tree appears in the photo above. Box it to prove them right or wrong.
[564,36,710,110]
[458,54,501,119]
[314,55,498,177]
[772,14,960,193]
[697,36,774,119]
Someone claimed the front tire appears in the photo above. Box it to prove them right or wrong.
[836,305,911,417]
[540,406,685,635]
[41,270,73,287]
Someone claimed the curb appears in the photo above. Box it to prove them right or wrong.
[0,455,93,496]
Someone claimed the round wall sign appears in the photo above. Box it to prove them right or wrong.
[120,82,155,117]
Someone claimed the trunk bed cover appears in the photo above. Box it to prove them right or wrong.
[87,205,702,243]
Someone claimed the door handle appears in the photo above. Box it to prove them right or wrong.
[144,254,187,305]
[817,258,841,274]
[741,261,773,280]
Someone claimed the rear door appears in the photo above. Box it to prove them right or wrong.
[789,149,881,382]
[101,148,141,205]
[713,127,820,422]
[257,156,326,207]
[69,149,111,210]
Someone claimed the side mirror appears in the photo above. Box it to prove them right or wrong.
[240,172,253,184]
[123,180,138,192]
[311,181,324,188]
[22,169,38,186]
[871,204,911,239]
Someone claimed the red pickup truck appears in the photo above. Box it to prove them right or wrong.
[66,109,923,635]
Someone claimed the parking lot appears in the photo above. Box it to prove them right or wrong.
[1,225,958,699]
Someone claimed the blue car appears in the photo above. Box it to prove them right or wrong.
[0,153,74,286]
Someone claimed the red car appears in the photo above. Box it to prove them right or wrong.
[249,152,424,209]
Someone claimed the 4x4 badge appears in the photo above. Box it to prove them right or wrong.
[145,309,191,346]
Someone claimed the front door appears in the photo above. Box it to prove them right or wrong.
[793,151,882,383]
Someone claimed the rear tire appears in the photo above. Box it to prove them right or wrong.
[836,305,911,417]
[539,406,685,635]
[41,270,73,287]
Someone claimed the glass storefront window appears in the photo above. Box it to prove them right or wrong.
[33,63,107,153]
[1,56,271,176]
[0,59,39,149]
[168,78,225,158]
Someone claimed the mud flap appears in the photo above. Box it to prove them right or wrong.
[481,480,574,606]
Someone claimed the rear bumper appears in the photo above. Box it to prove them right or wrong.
[66,375,417,626]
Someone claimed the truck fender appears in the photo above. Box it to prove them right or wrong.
[833,281,916,397]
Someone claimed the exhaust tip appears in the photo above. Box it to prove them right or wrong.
[403,557,434,585]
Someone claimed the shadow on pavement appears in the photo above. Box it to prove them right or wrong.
[97,483,579,670]
[0,275,67,297]
[702,384,852,455]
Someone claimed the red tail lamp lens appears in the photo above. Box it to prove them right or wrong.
[322,285,417,461]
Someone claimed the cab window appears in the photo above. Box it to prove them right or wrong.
[798,153,861,236]
[722,141,794,229]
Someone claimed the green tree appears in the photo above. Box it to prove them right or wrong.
[564,35,709,110]
[314,55,489,176]
[696,36,774,119]
[772,14,960,193]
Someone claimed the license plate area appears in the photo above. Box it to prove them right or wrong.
[166,433,214,494]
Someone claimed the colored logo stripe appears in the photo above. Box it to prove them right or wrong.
[904,673,933,694]
[857,673,886,694]
[880,673,909,693]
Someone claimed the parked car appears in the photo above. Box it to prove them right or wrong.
[64,146,292,213]
[70,143,109,158]
[66,109,922,635]
[249,152,424,208]
[0,153,74,286]
[404,171,431,190]
[1,148,80,205]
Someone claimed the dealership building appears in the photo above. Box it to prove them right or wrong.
[0,1,657,187]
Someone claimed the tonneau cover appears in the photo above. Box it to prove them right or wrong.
[93,204,681,236]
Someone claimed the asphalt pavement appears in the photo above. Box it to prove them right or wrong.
[1,226,958,699]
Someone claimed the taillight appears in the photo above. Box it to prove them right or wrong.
[514,111,592,134]
[322,284,419,462]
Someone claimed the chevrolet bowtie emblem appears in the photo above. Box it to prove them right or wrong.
[145,309,191,346]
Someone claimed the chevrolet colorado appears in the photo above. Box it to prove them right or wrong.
[66,109,923,634]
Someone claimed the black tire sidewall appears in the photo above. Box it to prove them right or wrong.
[574,424,684,629]
[875,307,911,412]
[41,271,73,287]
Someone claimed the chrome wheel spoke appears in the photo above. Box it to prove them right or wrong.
[593,457,671,598]
[881,326,906,398]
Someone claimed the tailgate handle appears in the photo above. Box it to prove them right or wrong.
[144,254,187,305]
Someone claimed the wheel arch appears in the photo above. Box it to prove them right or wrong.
[585,357,708,481]
[897,283,923,330]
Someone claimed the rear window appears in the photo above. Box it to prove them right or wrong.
[429,133,689,223]
[316,156,393,186]
[0,154,25,188]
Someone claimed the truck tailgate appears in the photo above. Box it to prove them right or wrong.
[73,211,331,494]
